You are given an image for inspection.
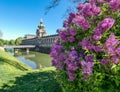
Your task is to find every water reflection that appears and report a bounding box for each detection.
[17,56,37,69]
[14,51,51,69]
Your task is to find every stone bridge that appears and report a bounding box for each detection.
[3,45,35,53]
[3,45,35,49]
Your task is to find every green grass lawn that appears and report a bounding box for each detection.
[0,50,61,92]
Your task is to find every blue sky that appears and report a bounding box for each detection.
[0,0,77,40]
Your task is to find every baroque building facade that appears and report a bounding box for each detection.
[21,19,58,53]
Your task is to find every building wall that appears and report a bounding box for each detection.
[21,34,59,53]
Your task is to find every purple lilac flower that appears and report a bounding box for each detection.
[78,42,82,46]
[52,59,63,69]
[81,60,94,75]
[93,28,102,35]
[110,0,120,11]
[104,0,111,2]
[58,29,77,42]
[69,13,76,20]
[79,51,84,57]
[81,38,94,51]
[58,29,67,42]
[93,46,103,52]
[67,13,76,26]
[104,33,119,56]
[92,17,115,41]
[68,36,75,42]
[63,20,68,27]
[50,50,59,58]
[59,53,67,61]
[92,35,101,41]
[77,3,84,10]
[71,47,75,50]
[105,33,119,47]
[50,40,67,70]
[65,49,80,74]
[98,17,115,31]
[67,62,78,71]
[110,56,119,64]
[106,47,116,56]
[50,43,64,58]
[52,59,56,66]
[54,39,60,45]
[63,13,76,27]
[73,15,90,30]
[88,0,104,3]
[92,28,102,41]
[67,71,76,81]
[69,50,79,60]
[85,55,94,62]
[57,62,64,69]
[101,58,109,65]
[69,29,77,36]
[91,3,101,16]
[66,49,80,63]
[79,3,101,17]
[96,0,104,3]
[81,4,92,17]
[115,47,120,55]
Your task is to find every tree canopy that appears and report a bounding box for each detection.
[45,0,87,15]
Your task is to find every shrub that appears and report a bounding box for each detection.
[51,0,120,91]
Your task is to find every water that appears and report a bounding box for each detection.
[9,51,52,69]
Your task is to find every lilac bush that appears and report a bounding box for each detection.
[50,0,120,91]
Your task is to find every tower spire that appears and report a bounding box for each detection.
[36,18,47,37]
[40,18,43,23]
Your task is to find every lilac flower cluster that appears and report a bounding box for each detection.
[81,38,93,51]
[73,14,91,30]
[65,49,80,81]
[104,0,120,11]
[81,60,94,75]
[80,38,103,52]
[77,3,101,17]
[101,58,109,65]
[104,33,120,64]
[92,17,115,41]
[50,1,120,82]
[80,55,94,80]
[50,39,66,69]
[63,13,76,28]
[58,29,77,42]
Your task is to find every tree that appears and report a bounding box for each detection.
[9,40,15,45]
[3,40,9,45]
[0,39,4,46]
[45,0,87,14]
[15,37,23,45]
[0,40,3,46]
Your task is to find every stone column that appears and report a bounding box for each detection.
[26,48,29,53]
[14,48,18,54]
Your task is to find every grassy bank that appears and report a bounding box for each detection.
[0,50,61,92]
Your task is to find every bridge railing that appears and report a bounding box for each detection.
[3,45,35,48]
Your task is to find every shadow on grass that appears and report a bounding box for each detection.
[0,71,62,92]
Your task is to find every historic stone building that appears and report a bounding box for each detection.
[21,19,58,53]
